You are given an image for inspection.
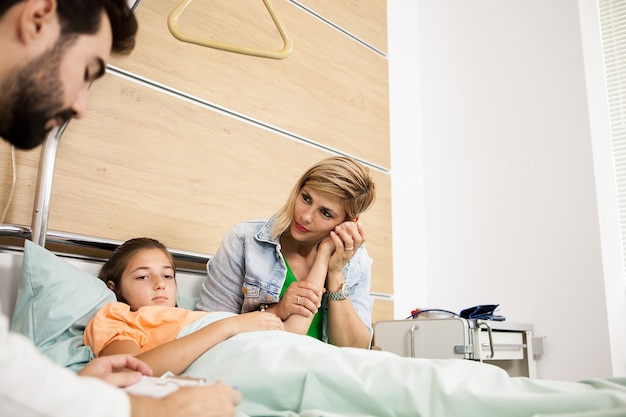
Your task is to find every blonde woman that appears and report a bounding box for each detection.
[197,156,376,348]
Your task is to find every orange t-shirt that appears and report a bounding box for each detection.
[84,302,208,356]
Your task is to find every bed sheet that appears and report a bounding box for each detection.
[178,327,626,417]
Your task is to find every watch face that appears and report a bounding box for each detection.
[342,283,350,298]
[328,283,349,300]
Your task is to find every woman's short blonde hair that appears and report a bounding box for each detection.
[271,156,376,240]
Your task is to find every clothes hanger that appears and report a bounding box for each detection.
[167,0,293,59]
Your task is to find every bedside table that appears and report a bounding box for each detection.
[373,318,537,378]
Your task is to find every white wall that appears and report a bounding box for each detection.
[388,0,626,381]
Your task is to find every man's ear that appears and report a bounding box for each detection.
[17,0,57,44]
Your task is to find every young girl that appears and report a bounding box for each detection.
[84,237,284,377]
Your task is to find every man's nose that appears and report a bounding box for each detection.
[70,84,89,119]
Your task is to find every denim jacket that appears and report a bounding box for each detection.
[197,216,374,342]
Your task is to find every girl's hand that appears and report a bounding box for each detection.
[318,236,336,257]
[227,311,284,334]
[270,281,324,321]
[328,221,366,273]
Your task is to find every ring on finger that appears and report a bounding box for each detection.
[297,296,301,305]
[345,246,354,251]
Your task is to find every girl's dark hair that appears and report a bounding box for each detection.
[1,0,138,54]
[99,237,176,303]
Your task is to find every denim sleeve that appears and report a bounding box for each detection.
[347,246,374,340]
[197,225,246,313]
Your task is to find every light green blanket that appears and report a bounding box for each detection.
[180,329,626,417]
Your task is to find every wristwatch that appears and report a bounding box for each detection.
[327,282,350,300]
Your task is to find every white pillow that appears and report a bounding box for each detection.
[10,240,115,371]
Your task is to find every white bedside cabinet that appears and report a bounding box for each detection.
[373,318,537,378]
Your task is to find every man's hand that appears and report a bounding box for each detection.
[78,354,153,388]
[129,382,242,417]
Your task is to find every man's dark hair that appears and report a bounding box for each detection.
[0,0,138,54]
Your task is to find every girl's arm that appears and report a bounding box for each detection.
[269,246,332,334]
[266,221,371,343]
[100,312,283,376]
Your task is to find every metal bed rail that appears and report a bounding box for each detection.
[0,224,211,265]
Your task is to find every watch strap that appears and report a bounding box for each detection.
[327,283,349,300]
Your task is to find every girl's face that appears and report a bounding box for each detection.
[290,186,347,244]
[114,248,177,311]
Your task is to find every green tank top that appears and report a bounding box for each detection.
[280,255,323,340]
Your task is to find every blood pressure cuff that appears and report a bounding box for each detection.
[459,304,502,320]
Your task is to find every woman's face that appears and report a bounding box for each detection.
[115,248,177,311]
[290,186,347,244]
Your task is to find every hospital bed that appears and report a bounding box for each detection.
[0,186,624,417]
[3,237,626,417]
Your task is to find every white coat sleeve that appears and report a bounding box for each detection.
[0,308,131,417]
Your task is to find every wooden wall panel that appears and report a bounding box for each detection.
[372,298,394,328]
[111,0,390,169]
[48,74,393,295]
[296,0,388,54]
[0,0,393,321]
[0,143,39,227]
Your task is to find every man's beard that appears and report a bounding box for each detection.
[0,37,75,150]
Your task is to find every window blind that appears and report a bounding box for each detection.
[599,0,626,277]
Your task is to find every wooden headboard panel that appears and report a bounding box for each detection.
[0,0,393,323]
